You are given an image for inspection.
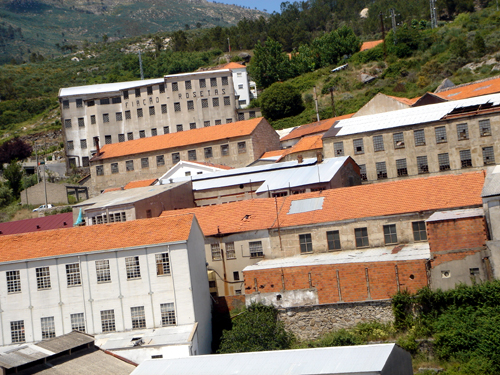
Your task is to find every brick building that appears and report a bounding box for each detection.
[89,117,279,194]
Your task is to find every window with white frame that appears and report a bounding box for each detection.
[101,310,116,332]
[225,242,236,259]
[95,260,111,283]
[11,320,25,343]
[299,233,313,253]
[211,243,222,261]
[41,317,55,339]
[66,263,81,286]
[249,241,264,258]
[125,256,141,279]
[156,253,171,276]
[7,270,21,293]
[71,313,85,332]
[36,267,51,290]
[131,306,146,329]
[161,303,176,326]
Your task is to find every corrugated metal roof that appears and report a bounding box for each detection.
[244,243,430,271]
[36,331,94,353]
[288,197,325,214]
[59,78,164,97]
[331,93,500,137]
[426,208,484,222]
[130,344,405,375]
[0,213,73,236]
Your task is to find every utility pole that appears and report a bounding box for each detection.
[390,9,397,45]
[313,86,320,122]
[379,13,387,59]
[430,0,438,29]
[139,51,144,80]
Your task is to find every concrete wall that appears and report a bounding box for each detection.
[20,182,69,206]
[484,195,500,241]
[352,93,410,118]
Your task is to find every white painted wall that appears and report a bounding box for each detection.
[232,68,251,108]
[110,342,192,364]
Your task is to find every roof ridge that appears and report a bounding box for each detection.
[437,75,500,93]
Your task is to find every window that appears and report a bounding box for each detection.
[91,115,96,124]
[118,134,125,143]
[127,132,134,141]
[135,88,141,97]
[82,157,90,167]
[438,153,451,171]
[76,99,83,108]
[223,96,231,106]
[156,253,170,275]
[417,156,429,174]
[201,99,208,108]
[213,97,219,107]
[66,263,81,286]
[116,112,122,121]
[101,310,116,332]
[210,77,217,87]
[156,155,165,166]
[123,90,129,99]
[151,128,157,136]
[126,160,134,171]
[112,97,121,104]
[147,86,153,95]
[11,321,25,343]
[139,130,146,138]
[164,126,170,134]
[238,142,246,154]
[396,158,408,176]
[483,146,495,165]
[103,113,109,123]
[125,256,141,279]
[41,317,55,339]
[383,224,398,245]
[161,303,176,326]
[249,241,264,258]
[185,171,191,176]
[334,142,344,156]
[67,141,74,150]
[221,144,229,156]
[188,150,197,161]
[393,132,405,148]
[414,129,426,146]
[187,100,194,110]
[131,306,146,329]
[457,123,469,140]
[412,221,427,241]
[172,152,180,164]
[80,139,87,149]
[204,147,213,158]
[96,166,104,178]
[125,110,131,120]
[327,231,341,251]
[249,111,255,118]
[359,164,367,181]
[174,102,181,112]
[355,228,369,248]
[215,119,222,125]
[172,82,178,91]
[353,138,364,154]
[222,76,228,85]
[141,158,149,169]
[435,126,447,143]
[176,124,183,132]
[299,234,313,253]
[211,243,222,260]
[64,119,72,128]
[185,80,192,90]
[100,98,110,105]
[479,119,491,136]
[149,106,155,116]
[190,122,196,129]
[373,135,384,152]
[36,267,51,290]
[111,163,119,174]
[62,100,69,109]
[460,149,472,168]
[78,117,85,127]
[225,242,236,259]
[238,113,245,121]
[137,108,143,118]
[7,270,21,293]
[71,313,85,332]
[159,84,165,93]
[376,161,387,179]
[161,104,167,114]
[96,260,111,283]
[238,84,244,90]
[226,118,233,123]
[87,100,95,107]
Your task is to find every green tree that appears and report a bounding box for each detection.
[218,303,293,353]
[311,26,361,68]
[474,33,486,55]
[171,30,188,52]
[3,161,23,198]
[0,181,12,208]
[248,37,292,89]
[258,81,305,121]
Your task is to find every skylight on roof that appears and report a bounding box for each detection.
[288,197,324,215]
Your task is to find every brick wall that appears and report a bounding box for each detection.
[427,216,487,253]
[251,120,281,159]
[214,295,246,314]
[244,259,428,304]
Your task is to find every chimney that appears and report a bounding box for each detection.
[94,136,100,155]
[297,155,303,164]
[316,151,323,163]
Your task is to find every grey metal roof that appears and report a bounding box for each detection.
[244,243,430,272]
[164,69,229,78]
[482,165,500,197]
[426,208,484,222]
[328,93,500,137]
[130,344,406,375]
[36,331,94,353]
[288,197,325,214]
[59,78,164,97]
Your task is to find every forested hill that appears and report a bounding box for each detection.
[0,0,266,64]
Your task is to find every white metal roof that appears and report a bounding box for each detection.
[334,93,500,136]
[426,208,484,222]
[130,344,409,375]
[288,197,325,214]
[164,69,230,78]
[59,78,165,97]
[244,242,430,272]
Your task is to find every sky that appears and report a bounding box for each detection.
[222,0,283,14]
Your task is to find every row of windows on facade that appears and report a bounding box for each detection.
[95,142,247,176]
[298,221,428,253]
[356,147,495,181]
[333,120,493,157]
[209,240,264,261]
[4,254,171,294]
[61,77,234,109]
[9,302,176,344]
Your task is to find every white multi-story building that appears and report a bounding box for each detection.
[0,214,212,363]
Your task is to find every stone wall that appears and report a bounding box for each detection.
[278,300,394,341]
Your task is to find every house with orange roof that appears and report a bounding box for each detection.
[360,40,384,52]
[259,134,324,163]
[160,172,487,300]
[89,117,280,195]
[434,75,500,101]
[0,215,212,363]
[221,62,253,107]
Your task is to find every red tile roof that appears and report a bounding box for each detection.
[189,161,233,170]
[92,117,267,161]
[360,40,384,51]
[222,62,246,69]
[161,172,484,236]
[280,114,354,142]
[262,135,323,161]
[387,95,419,106]
[0,215,195,263]
[0,213,73,236]
[102,187,123,193]
[434,75,500,101]
[124,179,158,189]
